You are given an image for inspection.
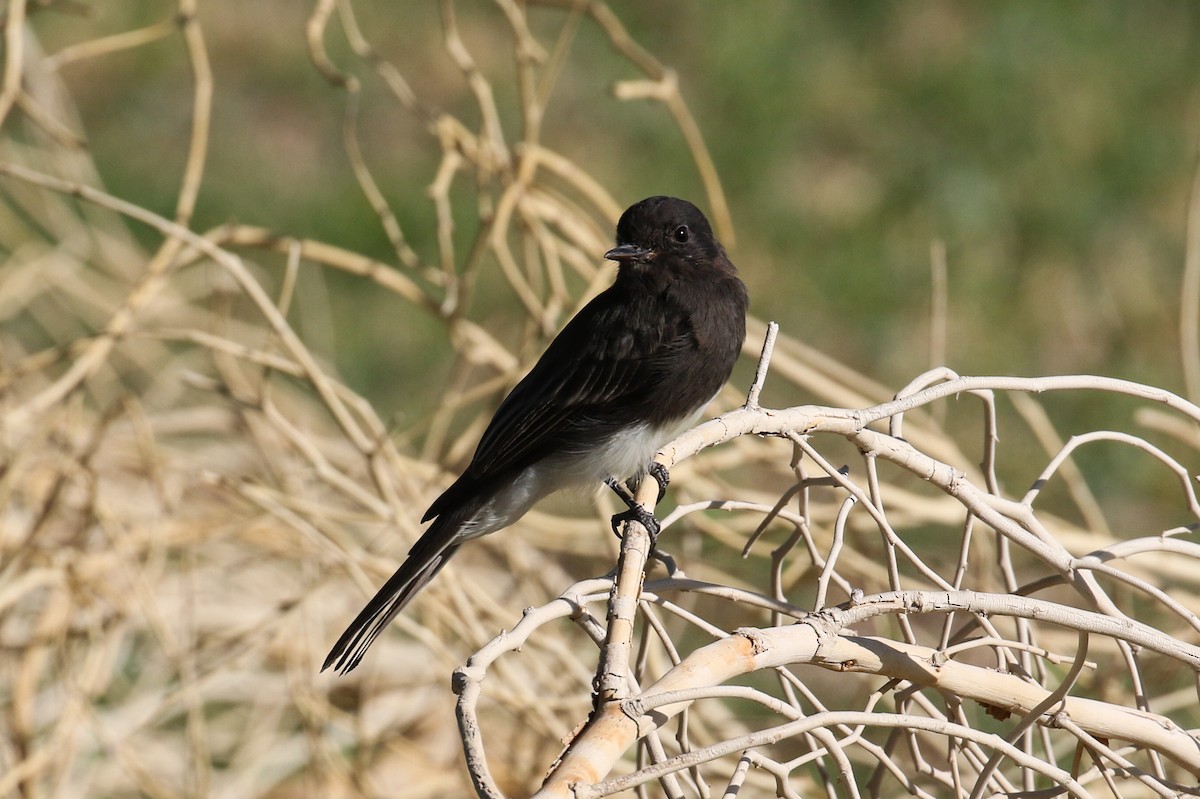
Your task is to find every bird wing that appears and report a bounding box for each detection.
[423,287,690,522]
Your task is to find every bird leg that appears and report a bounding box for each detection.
[622,461,670,503]
[604,475,661,542]
[647,461,669,503]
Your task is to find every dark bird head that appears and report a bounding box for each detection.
[605,196,725,270]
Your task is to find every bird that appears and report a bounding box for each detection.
[323,195,748,674]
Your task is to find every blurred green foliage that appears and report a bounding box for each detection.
[27,0,1200,528]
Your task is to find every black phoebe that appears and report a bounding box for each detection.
[323,196,748,673]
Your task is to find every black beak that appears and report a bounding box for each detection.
[604,243,654,263]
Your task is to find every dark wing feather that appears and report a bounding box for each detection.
[423,284,688,522]
[331,308,673,671]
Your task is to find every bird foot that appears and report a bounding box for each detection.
[647,461,670,503]
[622,462,670,503]
[604,475,662,544]
[609,505,661,541]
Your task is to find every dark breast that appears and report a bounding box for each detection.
[600,268,748,430]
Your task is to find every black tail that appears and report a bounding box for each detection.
[322,516,463,674]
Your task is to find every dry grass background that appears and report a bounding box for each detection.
[2,2,1200,798]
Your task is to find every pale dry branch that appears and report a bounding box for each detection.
[1183,150,1200,403]
[532,617,1200,797]
[475,363,1200,795]
[0,0,26,127]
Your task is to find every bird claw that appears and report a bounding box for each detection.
[624,462,670,504]
[647,462,669,503]
[609,506,661,543]
[604,474,662,545]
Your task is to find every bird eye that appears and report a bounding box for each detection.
[673,225,689,243]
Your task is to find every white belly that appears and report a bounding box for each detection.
[456,411,702,542]
[555,405,704,481]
